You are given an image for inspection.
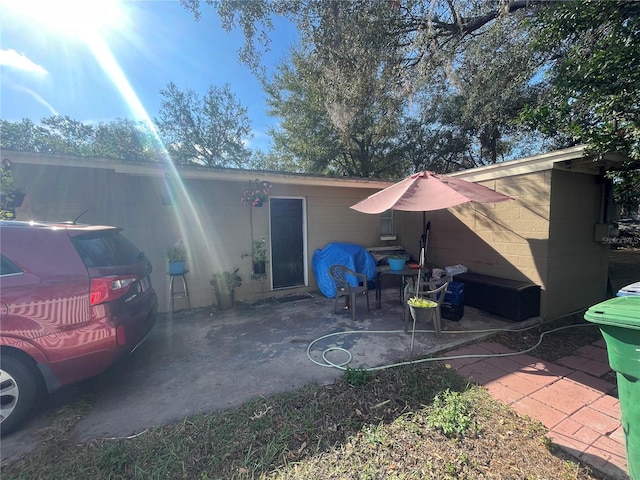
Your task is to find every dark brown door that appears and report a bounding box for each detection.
[270,198,305,288]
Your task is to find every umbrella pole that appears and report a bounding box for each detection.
[416,249,424,295]
[416,221,430,299]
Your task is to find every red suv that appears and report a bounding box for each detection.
[0,221,157,435]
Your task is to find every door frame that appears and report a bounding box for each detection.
[268,196,308,289]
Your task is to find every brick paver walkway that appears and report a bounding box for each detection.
[444,339,629,479]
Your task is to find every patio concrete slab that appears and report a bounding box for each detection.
[0,288,540,464]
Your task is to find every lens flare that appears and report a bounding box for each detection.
[1,0,228,273]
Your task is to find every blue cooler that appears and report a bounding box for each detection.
[444,282,465,305]
[617,282,640,297]
[442,281,464,321]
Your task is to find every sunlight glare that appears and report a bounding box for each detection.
[2,0,125,38]
[2,0,223,275]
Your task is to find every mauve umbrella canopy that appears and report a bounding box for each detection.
[350,171,513,214]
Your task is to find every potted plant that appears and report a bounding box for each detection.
[211,268,242,310]
[407,296,438,322]
[241,179,271,207]
[1,160,25,219]
[242,239,268,275]
[165,240,187,274]
[388,253,408,271]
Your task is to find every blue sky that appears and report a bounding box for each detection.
[0,0,297,151]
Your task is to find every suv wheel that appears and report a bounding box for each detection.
[0,355,38,436]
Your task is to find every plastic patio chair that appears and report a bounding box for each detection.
[329,264,370,321]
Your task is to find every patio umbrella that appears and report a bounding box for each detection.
[350,171,513,294]
[350,171,512,214]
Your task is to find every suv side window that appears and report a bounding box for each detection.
[1,254,23,276]
[72,231,142,267]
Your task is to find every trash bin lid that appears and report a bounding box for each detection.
[617,281,640,297]
[584,296,640,330]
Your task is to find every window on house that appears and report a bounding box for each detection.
[380,209,396,240]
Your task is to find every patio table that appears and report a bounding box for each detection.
[375,265,421,309]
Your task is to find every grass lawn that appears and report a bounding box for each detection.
[2,336,607,480]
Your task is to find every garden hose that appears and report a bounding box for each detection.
[306,320,596,372]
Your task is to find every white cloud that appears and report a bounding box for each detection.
[0,49,48,76]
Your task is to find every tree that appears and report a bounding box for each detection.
[155,82,253,168]
[180,0,546,77]
[1,116,163,162]
[92,119,164,163]
[264,47,341,174]
[523,0,640,211]
[421,12,548,165]
[185,0,639,214]
[38,116,95,155]
[1,118,49,153]
[1,116,94,156]
[264,2,546,174]
[182,0,549,174]
[266,40,412,177]
[260,0,417,178]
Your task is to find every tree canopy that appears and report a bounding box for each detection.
[203,0,549,175]
[0,116,164,162]
[264,15,411,178]
[155,82,253,167]
[2,1,638,212]
[522,0,640,213]
[1,82,254,169]
[181,0,639,210]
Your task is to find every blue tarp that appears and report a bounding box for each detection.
[312,242,377,298]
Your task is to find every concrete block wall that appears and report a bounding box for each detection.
[395,169,608,320]
[398,171,551,283]
[5,150,611,319]
[545,170,609,318]
[6,154,383,311]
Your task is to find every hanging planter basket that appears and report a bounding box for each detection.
[241,179,271,207]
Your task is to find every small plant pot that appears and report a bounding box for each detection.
[215,291,235,310]
[253,261,266,275]
[168,261,186,275]
[409,304,436,323]
[388,257,407,271]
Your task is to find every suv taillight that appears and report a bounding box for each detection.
[90,276,137,305]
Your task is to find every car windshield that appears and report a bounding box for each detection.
[71,230,142,267]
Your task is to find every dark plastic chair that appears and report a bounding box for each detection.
[329,264,370,321]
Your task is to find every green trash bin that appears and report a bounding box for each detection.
[585,295,640,480]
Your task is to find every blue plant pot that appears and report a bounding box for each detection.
[388,257,406,271]
[168,261,186,275]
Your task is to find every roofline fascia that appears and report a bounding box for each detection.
[448,145,588,182]
[1,151,391,189]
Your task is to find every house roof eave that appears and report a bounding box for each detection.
[450,145,629,182]
[449,146,588,182]
[1,150,392,189]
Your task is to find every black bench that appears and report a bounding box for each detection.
[454,272,541,322]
